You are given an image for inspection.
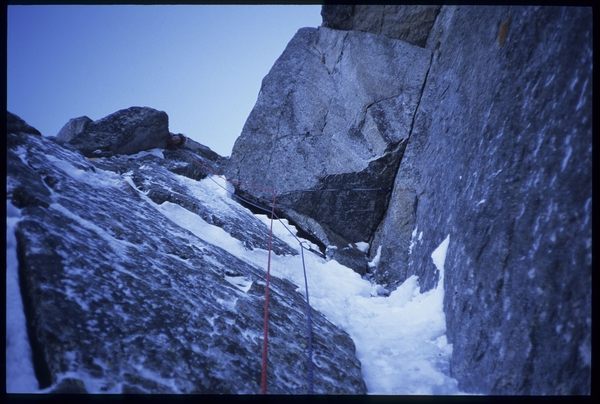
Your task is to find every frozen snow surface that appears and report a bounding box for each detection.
[155,175,462,395]
[5,201,38,393]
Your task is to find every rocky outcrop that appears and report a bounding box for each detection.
[7,111,42,136]
[369,6,591,394]
[54,107,170,157]
[321,5,441,47]
[55,116,93,143]
[226,26,431,270]
[182,137,228,168]
[6,114,366,394]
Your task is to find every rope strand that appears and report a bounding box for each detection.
[300,244,314,394]
[201,171,354,394]
[260,192,276,394]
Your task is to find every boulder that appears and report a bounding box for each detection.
[321,5,442,48]
[54,107,170,157]
[182,136,227,166]
[7,129,366,394]
[226,27,431,272]
[370,5,591,394]
[171,135,229,179]
[7,111,42,136]
[55,116,92,143]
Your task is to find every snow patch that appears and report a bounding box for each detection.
[126,148,164,160]
[431,235,450,289]
[409,226,418,255]
[224,275,253,293]
[354,241,369,253]
[368,246,382,269]
[45,154,122,187]
[6,201,39,393]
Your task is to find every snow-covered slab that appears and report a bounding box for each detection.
[6,132,365,394]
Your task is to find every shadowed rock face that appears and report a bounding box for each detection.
[321,5,441,47]
[7,111,42,136]
[55,107,171,157]
[6,115,366,394]
[370,6,591,394]
[226,26,431,270]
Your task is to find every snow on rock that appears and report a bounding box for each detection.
[354,242,369,253]
[5,201,38,393]
[367,246,382,269]
[6,127,365,394]
[431,235,450,289]
[7,112,460,395]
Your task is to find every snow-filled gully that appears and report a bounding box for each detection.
[6,169,462,394]
[154,175,462,394]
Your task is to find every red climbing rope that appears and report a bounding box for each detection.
[197,162,369,393]
[260,192,276,394]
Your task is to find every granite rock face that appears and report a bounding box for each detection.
[6,114,366,394]
[226,26,431,267]
[55,116,93,143]
[54,107,170,157]
[369,6,592,394]
[321,5,441,47]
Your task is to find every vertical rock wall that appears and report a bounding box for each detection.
[227,4,591,394]
[370,5,592,394]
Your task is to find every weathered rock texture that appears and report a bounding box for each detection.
[321,5,441,47]
[226,26,431,267]
[369,5,591,394]
[55,107,171,157]
[229,3,591,395]
[6,114,366,394]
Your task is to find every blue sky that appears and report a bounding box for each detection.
[7,5,322,156]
